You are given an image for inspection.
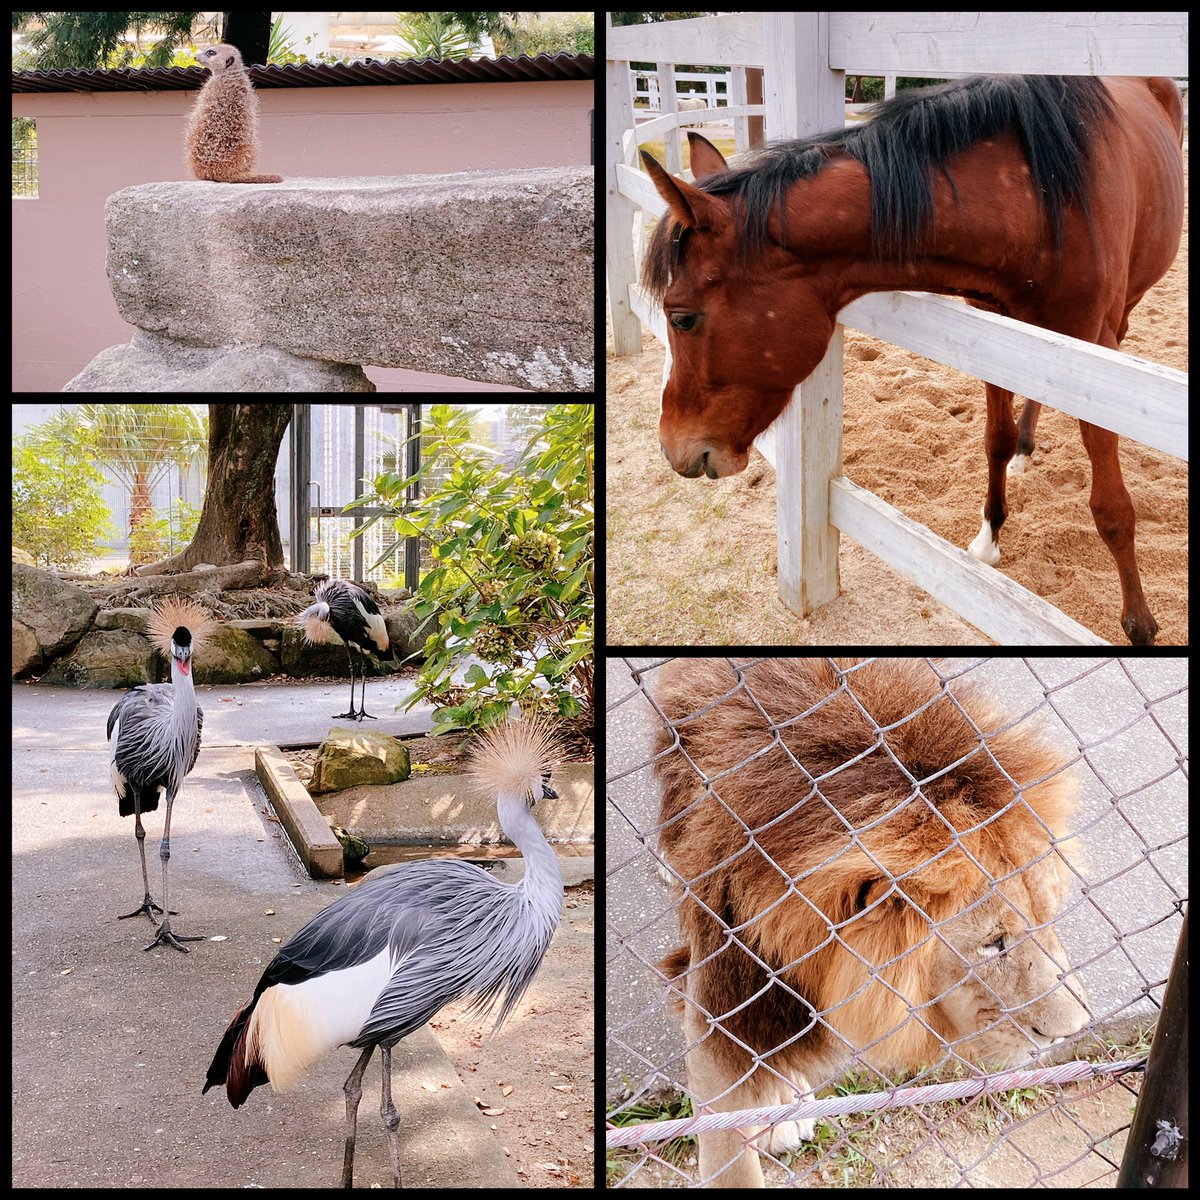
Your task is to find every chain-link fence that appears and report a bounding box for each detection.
[607,657,1187,1187]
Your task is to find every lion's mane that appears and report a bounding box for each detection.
[654,657,1083,1083]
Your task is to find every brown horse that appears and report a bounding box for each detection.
[641,76,1184,644]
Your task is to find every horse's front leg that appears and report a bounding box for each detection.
[1008,399,1042,475]
[967,383,1018,566]
[1077,421,1158,644]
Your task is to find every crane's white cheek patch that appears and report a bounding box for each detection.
[250,948,393,1092]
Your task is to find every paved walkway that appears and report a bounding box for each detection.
[12,676,556,1188]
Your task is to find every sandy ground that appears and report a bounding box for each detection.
[606,149,1188,646]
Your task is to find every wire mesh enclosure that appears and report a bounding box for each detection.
[606,657,1187,1187]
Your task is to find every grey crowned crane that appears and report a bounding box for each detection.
[204,719,564,1188]
[298,579,396,721]
[107,596,214,953]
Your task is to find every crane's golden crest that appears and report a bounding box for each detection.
[468,718,561,801]
[146,596,216,655]
[299,610,343,646]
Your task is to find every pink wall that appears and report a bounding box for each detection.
[12,79,594,392]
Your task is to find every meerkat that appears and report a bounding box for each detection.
[185,44,282,184]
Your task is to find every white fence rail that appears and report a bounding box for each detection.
[633,68,732,114]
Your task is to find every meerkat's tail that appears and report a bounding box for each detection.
[226,173,283,184]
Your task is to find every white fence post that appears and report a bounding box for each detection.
[659,63,684,175]
[605,12,643,355]
[764,12,845,616]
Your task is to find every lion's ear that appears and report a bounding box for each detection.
[855,878,891,913]
[854,878,902,912]
[856,877,935,918]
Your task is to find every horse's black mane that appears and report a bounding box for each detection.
[642,75,1113,298]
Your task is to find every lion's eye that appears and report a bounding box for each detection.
[982,934,1007,955]
[669,312,701,332]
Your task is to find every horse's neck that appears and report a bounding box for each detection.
[780,145,1046,314]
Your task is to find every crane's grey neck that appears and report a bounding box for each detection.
[497,790,563,921]
[167,644,199,791]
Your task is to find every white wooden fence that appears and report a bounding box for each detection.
[605,11,1189,645]
[633,68,732,115]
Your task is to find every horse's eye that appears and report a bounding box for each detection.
[670,312,701,332]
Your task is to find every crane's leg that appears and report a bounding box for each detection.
[118,794,170,921]
[341,1045,374,1188]
[357,645,378,721]
[379,1046,403,1187]
[144,791,204,953]
[333,642,359,720]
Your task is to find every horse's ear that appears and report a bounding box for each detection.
[686,132,728,181]
[640,149,726,231]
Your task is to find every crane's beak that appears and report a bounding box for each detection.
[540,782,558,800]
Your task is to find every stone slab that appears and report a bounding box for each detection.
[104,170,595,392]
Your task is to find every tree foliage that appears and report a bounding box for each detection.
[12,410,112,568]
[352,404,594,738]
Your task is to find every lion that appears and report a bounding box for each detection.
[653,658,1090,1188]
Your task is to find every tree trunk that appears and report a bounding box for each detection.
[138,404,292,577]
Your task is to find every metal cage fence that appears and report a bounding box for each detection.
[606,656,1188,1188]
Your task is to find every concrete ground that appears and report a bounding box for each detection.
[12,674,586,1188]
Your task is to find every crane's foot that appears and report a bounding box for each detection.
[143,922,205,953]
[118,894,175,921]
[332,709,360,720]
[356,710,377,721]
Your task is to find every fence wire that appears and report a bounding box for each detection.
[606,656,1187,1188]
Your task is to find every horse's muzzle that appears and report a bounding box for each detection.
[661,440,748,479]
